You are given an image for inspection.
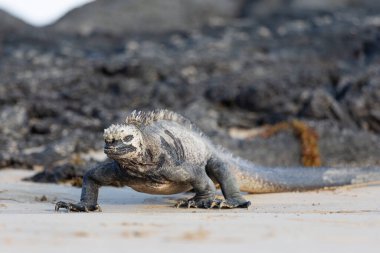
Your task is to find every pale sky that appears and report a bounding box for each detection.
[0,0,94,26]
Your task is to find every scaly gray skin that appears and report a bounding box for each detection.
[55,109,380,212]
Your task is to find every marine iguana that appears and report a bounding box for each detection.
[55,109,380,212]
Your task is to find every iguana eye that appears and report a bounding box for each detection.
[122,135,134,143]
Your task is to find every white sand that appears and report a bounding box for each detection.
[0,169,379,253]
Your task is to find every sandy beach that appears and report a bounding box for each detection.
[1,169,379,253]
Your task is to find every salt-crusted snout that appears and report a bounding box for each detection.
[103,123,145,160]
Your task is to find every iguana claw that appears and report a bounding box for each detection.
[175,198,222,209]
[55,201,102,212]
[217,199,251,209]
[175,198,251,209]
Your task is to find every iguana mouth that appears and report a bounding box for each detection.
[104,144,136,155]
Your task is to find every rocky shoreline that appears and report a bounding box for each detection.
[0,0,379,184]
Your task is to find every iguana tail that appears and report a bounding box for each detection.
[230,158,380,193]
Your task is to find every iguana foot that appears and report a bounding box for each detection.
[217,199,251,209]
[175,198,221,209]
[55,201,102,212]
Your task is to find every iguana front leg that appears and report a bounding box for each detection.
[206,157,251,208]
[55,161,124,212]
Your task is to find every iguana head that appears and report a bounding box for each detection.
[103,124,144,161]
